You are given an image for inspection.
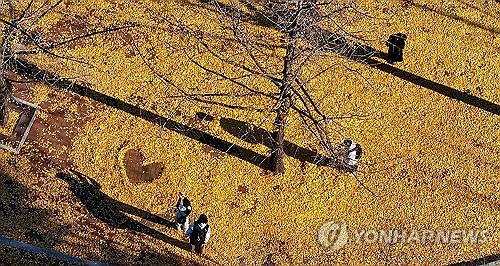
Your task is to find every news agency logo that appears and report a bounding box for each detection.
[318,221,490,254]
[317,221,348,254]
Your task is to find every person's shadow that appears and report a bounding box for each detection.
[56,170,190,251]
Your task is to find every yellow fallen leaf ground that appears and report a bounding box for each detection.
[0,0,499,265]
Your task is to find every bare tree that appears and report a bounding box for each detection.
[2,0,374,176]
[0,0,134,125]
[156,0,376,174]
[0,0,15,126]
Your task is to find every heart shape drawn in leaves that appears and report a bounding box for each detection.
[123,149,164,183]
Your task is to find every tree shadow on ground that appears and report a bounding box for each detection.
[195,0,378,60]
[12,59,337,171]
[402,0,500,35]
[196,0,500,116]
[55,170,190,251]
[219,116,329,166]
[0,243,82,266]
[364,57,500,115]
[0,165,75,263]
[0,171,66,249]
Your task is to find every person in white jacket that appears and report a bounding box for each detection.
[185,214,211,254]
[338,139,362,172]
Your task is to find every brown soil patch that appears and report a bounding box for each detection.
[5,71,98,173]
[123,149,164,183]
[25,96,94,171]
[237,185,249,193]
[44,14,97,49]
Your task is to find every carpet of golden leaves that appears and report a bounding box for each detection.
[1,0,499,265]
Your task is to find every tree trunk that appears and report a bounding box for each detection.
[269,36,296,174]
[269,94,292,174]
[0,77,8,128]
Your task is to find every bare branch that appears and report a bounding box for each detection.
[47,24,137,50]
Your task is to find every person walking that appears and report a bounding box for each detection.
[185,214,211,254]
[334,139,362,172]
[174,192,192,232]
[386,33,407,64]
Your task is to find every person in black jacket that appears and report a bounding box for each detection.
[185,214,211,254]
[386,33,407,64]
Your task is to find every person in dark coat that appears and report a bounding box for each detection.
[185,214,211,254]
[386,33,407,64]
